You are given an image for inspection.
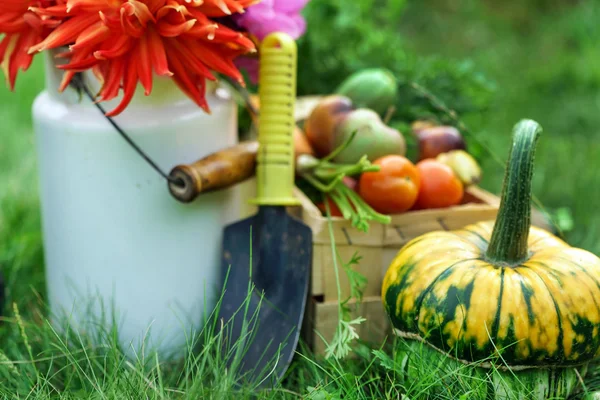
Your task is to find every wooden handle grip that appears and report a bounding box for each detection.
[168,141,259,203]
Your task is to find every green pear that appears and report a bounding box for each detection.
[333,108,406,164]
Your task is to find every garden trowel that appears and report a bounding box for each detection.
[217,33,312,388]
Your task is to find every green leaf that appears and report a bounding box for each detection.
[342,252,367,303]
[372,349,395,371]
[306,387,333,400]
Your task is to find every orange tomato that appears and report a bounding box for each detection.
[413,159,464,209]
[358,155,420,214]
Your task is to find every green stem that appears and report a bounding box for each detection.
[313,160,379,180]
[301,173,342,193]
[485,119,542,266]
[321,130,358,163]
[344,188,391,225]
[295,154,320,174]
[296,154,379,180]
[328,189,354,220]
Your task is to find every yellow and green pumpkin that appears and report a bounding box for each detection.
[382,120,600,398]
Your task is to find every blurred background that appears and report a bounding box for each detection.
[294,0,600,254]
[1,0,599,298]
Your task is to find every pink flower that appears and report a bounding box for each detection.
[236,0,310,41]
[234,0,309,83]
[235,55,260,84]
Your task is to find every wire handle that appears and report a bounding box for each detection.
[70,73,184,188]
[250,33,300,206]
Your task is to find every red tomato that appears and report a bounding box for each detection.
[413,159,464,209]
[358,155,420,214]
[317,197,343,217]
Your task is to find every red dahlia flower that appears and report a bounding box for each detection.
[0,0,62,90]
[28,0,258,116]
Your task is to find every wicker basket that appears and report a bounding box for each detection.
[294,185,553,355]
[288,96,553,355]
[238,96,555,355]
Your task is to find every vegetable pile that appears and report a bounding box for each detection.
[294,68,483,230]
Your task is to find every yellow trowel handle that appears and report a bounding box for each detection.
[250,33,300,206]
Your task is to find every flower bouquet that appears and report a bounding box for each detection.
[0,0,309,357]
[1,0,309,114]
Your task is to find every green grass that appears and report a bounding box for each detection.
[2,1,600,398]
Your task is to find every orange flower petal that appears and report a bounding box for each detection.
[123,0,156,27]
[0,37,10,71]
[29,13,100,54]
[156,1,192,21]
[147,26,172,77]
[144,0,165,15]
[164,38,215,81]
[105,56,138,117]
[93,34,134,60]
[185,39,242,83]
[57,52,98,92]
[136,37,153,95]
[119,7,144,38]
[195,0,248,17]
[66,0,114,14]
[69,21,111,51]
[157,19,196,38]
[0,15,29,34]
[99,59,125,101]
[57,55,98,71]
[98,10,122,31]
[0,35,19,90]
[28,5,70,18]
[167,46,210,113]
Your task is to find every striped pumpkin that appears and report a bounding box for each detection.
[382,120,600,398]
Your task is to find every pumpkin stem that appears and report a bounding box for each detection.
[485,119,542,266]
